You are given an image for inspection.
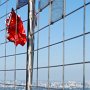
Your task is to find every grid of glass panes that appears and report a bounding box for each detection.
[0,0,90,90]
[32,0,90,90]
[0,0,27,90]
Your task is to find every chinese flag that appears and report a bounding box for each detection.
[6,8,27,46]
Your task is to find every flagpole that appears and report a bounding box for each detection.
[26,0,35,90]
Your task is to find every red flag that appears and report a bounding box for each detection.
[6,8,27,46]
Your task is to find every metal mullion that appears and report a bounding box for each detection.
[36,0,40,87]
[4,0,8,89]
[1,61,90,72]
[32,61,90,70]
[0,69,26,72]
[14,28,17,89]
[83,0,86,90]
[62,0,66,90]
[48,0,52,89]
[14,2,18,90]
[0,0,9,7]
[0,52,26,59]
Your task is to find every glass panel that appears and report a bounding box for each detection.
[0,71,4,83]
[7,0,16,13]
[65,8,83,39]
[6,71,14,84]
[16,54,26,69]
[0,3,7,17]
[6,42,15,55]
[39,27,48,48]
[50,20,63,45]
[86,0,90,3]
[65,65,83,90]
[33,51,37,68]
[0,44,5,57]
[0,58,4,70]
[51,0,63,23]
[38,68,48,87]
[39,7,49,29]
[38,48,48,67]
[6,56,15,70]
[16,70,26,85]
[65,37,83,64]
[0,30,5,44]
[50,67,62,89]
[39,0,49,10]
[86,5,90,32]
[66,0,83,14]
[34,33,37,50]
[32,69,37,86]
[86,34,90,62]
[16,43,27,54]
[85,63,90,89]
[50,44,63,66]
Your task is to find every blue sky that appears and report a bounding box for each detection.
[0,0,90,86]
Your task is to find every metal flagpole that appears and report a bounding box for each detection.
[26,0,35,90]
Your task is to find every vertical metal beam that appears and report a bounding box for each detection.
[4,0,7,90]
[26,0,35,90]
[4,0,8,89]
[83,0,86,90]
[62,0,66,90]
[48,0,52,90]
[36,0,40,87]
[14,3,18,90]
